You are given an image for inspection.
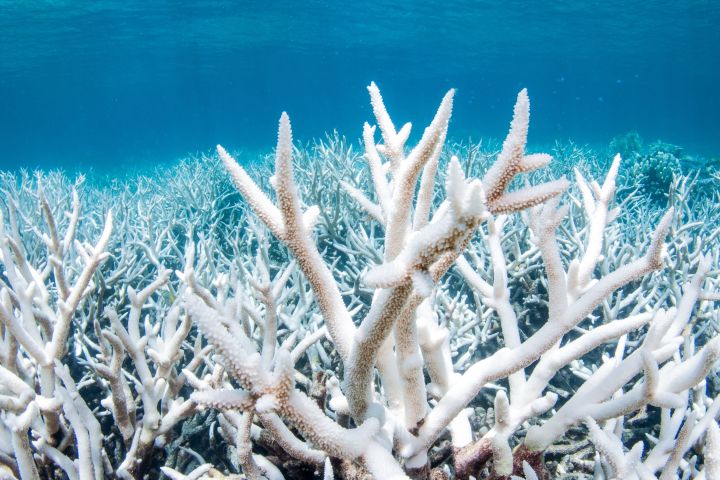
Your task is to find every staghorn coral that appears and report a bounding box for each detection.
[185,84,719,479]
[0,84,719,480]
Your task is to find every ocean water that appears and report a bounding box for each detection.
[1,0,719,172]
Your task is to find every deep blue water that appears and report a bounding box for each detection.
[1,1,719,172]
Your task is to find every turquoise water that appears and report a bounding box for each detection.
[1,1,719,171]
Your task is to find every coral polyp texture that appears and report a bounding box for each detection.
[1,83,719,480]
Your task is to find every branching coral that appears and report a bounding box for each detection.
[185,84,719,479]
[0,84,719,480]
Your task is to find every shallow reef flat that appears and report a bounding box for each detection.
[1,85,719,480]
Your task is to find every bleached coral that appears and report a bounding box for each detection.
[186,84,719,479]
[0,83,718,480]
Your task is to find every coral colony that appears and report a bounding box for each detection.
[1,83,719,480]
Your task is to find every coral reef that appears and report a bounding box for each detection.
[0,84,719,480]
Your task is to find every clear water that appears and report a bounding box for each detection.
[1,0,719,171]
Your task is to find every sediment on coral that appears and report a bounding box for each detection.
[0,84,719,480]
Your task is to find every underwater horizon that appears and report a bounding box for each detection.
[1,0,720,172]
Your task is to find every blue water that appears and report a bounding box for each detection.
[1,1,719,171]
